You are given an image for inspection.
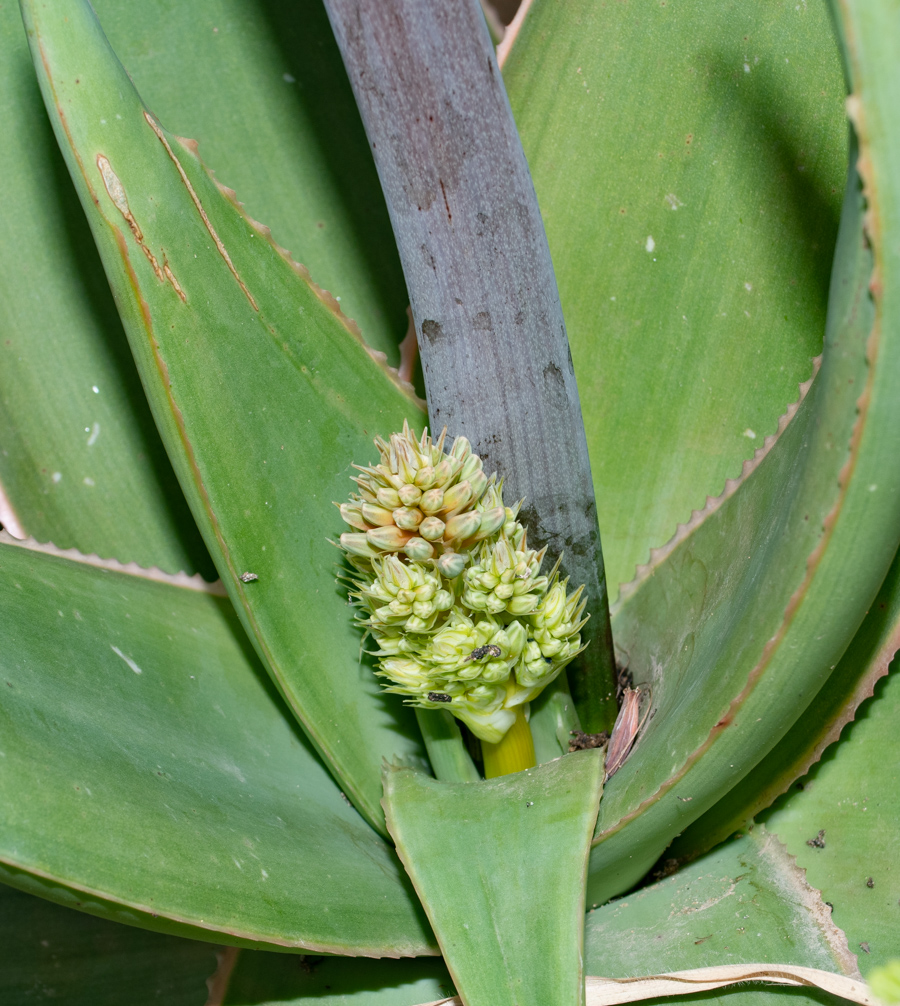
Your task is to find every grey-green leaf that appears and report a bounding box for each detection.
[504,0,848,597]
[21,0,427,833]
[586,827,860,1003]
[584,0,900,905]
[761,666,900,973]
[384,752,603,1006]
[0,4,213,576]
[0,538,434,955]
[0,882,217,1006]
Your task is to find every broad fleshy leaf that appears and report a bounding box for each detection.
[0,882,216,1006]
[671,543,900,860]
[21,0,427,832]
[0,538,434,955]
[0,5,213,575]
[586,828,859,980]
[503,0,848,596]
[384,752,603,1006]
[91,0,409,361]
[580,0,900,906]
[223,952,454,1006]
[761,666,900,973]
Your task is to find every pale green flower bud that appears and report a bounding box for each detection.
[361,502,395,527]
[339,502,367,531]
[470,505,506,542]
[436,550,468,578]
[442,479,473,515]
[459,453,483,481]
[376,486,402,509]
[403,537,434,561]
[393,506,424,530]
[418,516,446,541]
[414,465,436,488]
[450,436,472,462]
[398,484,422,506]
[419,488,445,514]
[340,532,379,558]
[445,511,482,541]
[433,457,458,487]
[366,526,411,551]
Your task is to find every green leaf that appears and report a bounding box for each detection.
[585,827,860,1004]
[223,952,454,1006]
[504,0,848,597]
[21,0,427,833]
[761,666,900,974]
[0,5,213,576]
[383,752,603,1006]
[90,0,408,361]
[0,538,434,955]
[582,0,900,904]
[671,543,900,860]
[0,882,216,1006]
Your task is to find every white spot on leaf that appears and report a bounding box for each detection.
[645,235,656,253]
[111,645,143,675]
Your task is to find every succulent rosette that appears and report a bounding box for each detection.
[336,423,587,745]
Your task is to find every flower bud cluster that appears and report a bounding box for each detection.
[336,423,587,745]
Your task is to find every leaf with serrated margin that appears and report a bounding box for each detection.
[21,0,427,834]
[0,4,213,575]
[585,5,900,903]
[503,0,847,597]
[761,666,900,973]
[670,543,900,861]
[0,539,434,955]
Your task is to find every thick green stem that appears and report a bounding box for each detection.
[482,706,536,778]
[416,708,480,782]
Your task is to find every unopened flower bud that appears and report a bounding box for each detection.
[437,551,468,578]
[445,511,481,541]
[339,502,367,531]
[419,488,445,514]
[393,507,424,530]
[403,537,434,561]
[361,502,396,527]
[340,532,379,558]
[398,484,423,506]
[418,516,446,541]
[366,526,411,551]
[376,487,402,509]
[442,480,473,515]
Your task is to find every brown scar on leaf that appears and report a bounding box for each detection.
[143,111,258,311]
[96,153,185,301]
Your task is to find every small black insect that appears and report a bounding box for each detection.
[466,644,501,661]
[427,691,452,703]
[866,877,875,888]
[806,829,826,849]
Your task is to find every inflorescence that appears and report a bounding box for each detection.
[336,422,587,744]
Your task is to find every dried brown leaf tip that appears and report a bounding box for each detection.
[605,686,650,778]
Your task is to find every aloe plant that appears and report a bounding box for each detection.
[1,1,899,1005]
